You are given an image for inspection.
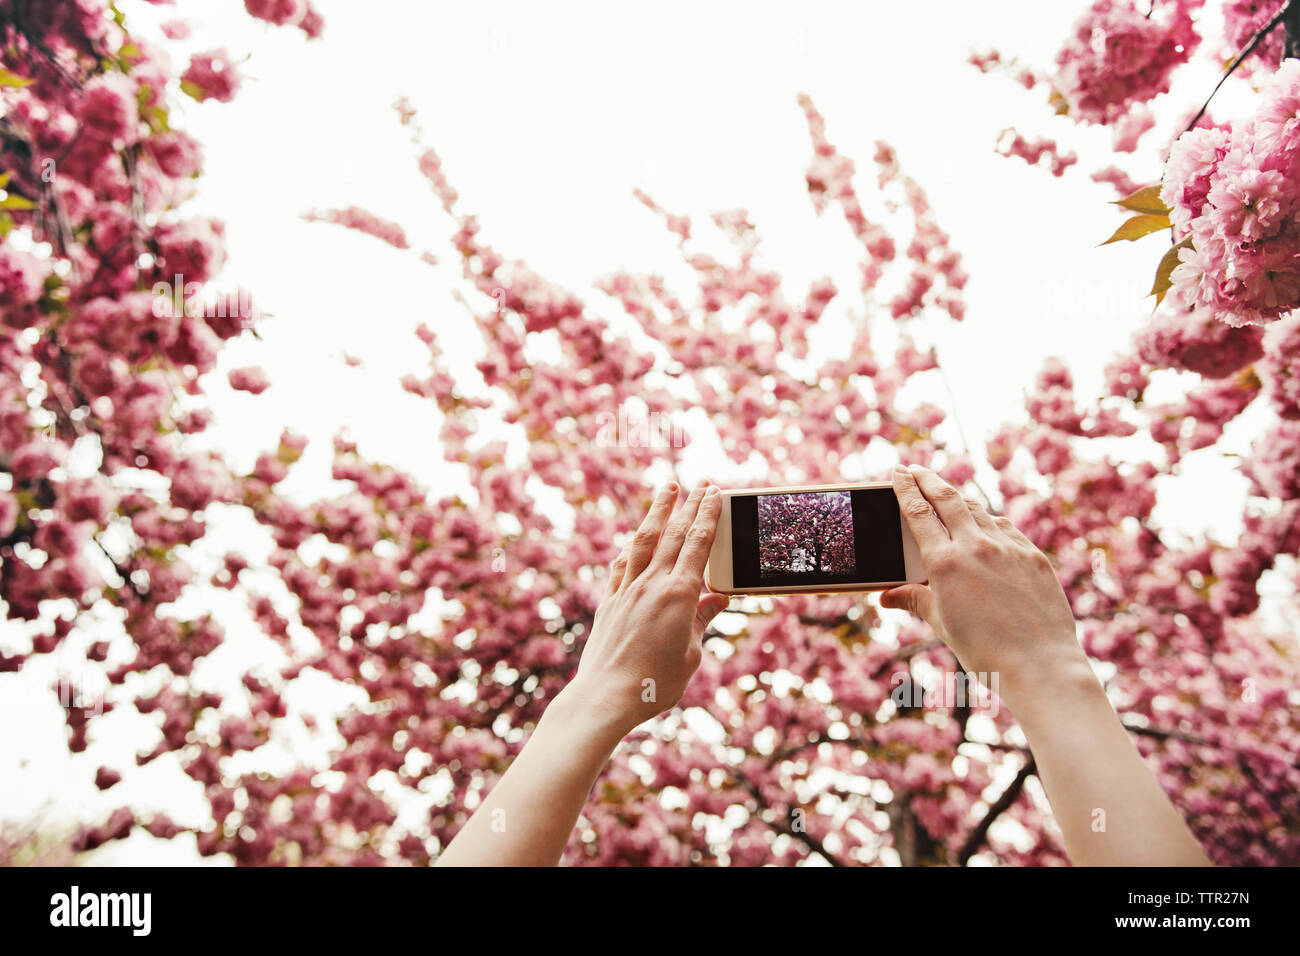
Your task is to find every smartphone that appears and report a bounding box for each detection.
[705,481,926,595]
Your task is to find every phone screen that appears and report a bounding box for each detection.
[730,487,906,589]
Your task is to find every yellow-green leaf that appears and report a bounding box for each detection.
[1101,213,1171,245]
[0,67,33,87]
[1113,184,1169,215]
[1150,237,1193,305]
[180,79,205,102]
[0,194,36,211]
[0,171,10,189]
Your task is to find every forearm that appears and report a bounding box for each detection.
[434,689,626,866]
[1002,650,1211,867]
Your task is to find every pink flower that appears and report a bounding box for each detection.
[156,217,227,284]
[1112,106,1155,153]
[1135,293,1264,377]
[1254,58,1300,152]
[302,206,410,249]
[1261,312,1300,417]
[229,365,271,394]
[298,4,325,39]
[160,19,191,41]
[1220,0,1287,80]
[0,248,52,327]
[10,443,61,481]
[169,455,234,512]
[76,72,140,151]
[1162,127,1230,233]
[181,49,241,103]
[1053,0,1201,126]
[1160,60,1300,325]
[244,0,306,26]
[60,477,116,524]
[1206,152,1286,242]
[0,491,18,539]
[148,130,204,179]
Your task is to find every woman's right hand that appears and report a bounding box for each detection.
[880,464,1086,702]
[880,464,1211,866]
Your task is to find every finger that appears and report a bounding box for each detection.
[879,583,935,622]
[674,483,723,580]
[963,495,999,536]
[692,590,731,642]
[604,544,631,598]
[909,465,979,540]
[625,482,678,579]
[650,481,709,573]
[994,514,1034,547]
[893,465,949,560]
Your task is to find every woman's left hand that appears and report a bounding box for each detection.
[562,480,730,736]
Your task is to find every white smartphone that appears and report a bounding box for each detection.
[705,480,926,595]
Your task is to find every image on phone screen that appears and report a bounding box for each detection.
[758,491,856,579]
[731,487,905,589]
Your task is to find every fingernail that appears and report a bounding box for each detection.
[664,482,678,495]
[706,484,720,497]
[893,464,908,475]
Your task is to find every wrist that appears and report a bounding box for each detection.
[995,639,1101,720]
[548,681,637,750]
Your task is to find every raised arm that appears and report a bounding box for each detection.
[881,464,1211,867]
[435,481,728,866]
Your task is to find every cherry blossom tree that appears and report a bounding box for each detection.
[758,492,855,576]
[1,0,1297,868]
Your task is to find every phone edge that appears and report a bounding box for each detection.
[705,480,924,596]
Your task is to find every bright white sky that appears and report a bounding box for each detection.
[0,0,1280,864]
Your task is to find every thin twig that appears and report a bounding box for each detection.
[1185,0,1294,133]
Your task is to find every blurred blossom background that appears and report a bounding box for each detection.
[1,0,1297,866]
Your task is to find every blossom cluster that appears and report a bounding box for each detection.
[1220,0,1288,79]
[1053,0,1203,126]
[1162,59,1300,326]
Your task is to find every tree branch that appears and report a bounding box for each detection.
[956,755,1036,865]
[738,777,847,866]
[1186,0,1294,133]
[1287,0,1300,59]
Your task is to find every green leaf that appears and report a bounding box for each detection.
[0,194,36,211]
[1101,213,1171,245]
[180,79,205,102]
[0,171,10,189]
[0,67,33,87]
[1113,184,1170,216]
[0,212,13,239]
[1150,237,1193,305]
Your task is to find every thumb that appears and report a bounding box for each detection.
[693,591,731,639]
[880,583,934,622]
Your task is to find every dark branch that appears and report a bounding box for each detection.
[957,755,1036,865]
[1186,0,1294,133]
[1287,0,1300,59]
[738,777,847,867]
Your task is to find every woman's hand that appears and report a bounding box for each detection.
[436,479,729,865]
[880,464,1210,866]
[562,480,730,736]
[880,463,1084,698]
